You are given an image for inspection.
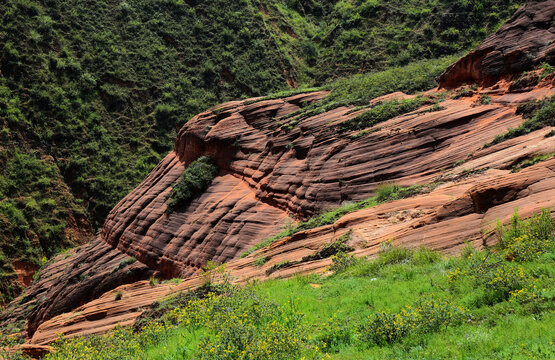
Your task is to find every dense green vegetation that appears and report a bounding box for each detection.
[0,0,290,228]
[166,156,218,213]
[0,149,87,305]
[261,0,525,82]
[3,209,548,359]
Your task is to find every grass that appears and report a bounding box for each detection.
[240,183,437,258]
[37,208,554,360]
[511,153,555,173]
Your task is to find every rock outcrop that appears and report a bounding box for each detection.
[1,0,554,349]
[439,0,555,88]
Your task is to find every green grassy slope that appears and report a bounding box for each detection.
[4,209,549,359]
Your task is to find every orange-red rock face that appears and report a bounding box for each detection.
[439,0,555,88]
[1,0,554,347]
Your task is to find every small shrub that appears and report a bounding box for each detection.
[498,208,554,261]
[509,72,539,91]
[315,313,353,352]
[329,251,355,273]
[358,295,465,346]
[254,257,268,267]
[166,156,218,213]
[452,86,475,99]
[266,260,293,276]
[478,264,530,304]
[375,184,401,202]
[111,256,137,273]
[540,62,554,79]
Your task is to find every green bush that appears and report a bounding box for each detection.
[358,295,466,346]
[314,313,353,352]
[166,156,218,213]
[329,251,356,273]
[498,208,554,261]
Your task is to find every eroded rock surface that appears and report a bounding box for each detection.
[439,0,555,88]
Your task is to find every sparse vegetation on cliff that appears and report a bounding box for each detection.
[485,95,555,148]
[241,182,437,258]
[166,156,218,213]
[36,209,553,360]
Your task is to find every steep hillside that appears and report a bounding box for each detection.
[262,0,528,82]
[0,3,553,356]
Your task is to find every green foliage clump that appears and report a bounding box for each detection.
[540,62,554,79]
[166,156,218,213]
[511,153,555,173]
[485,95,555,147]
[498,208,554,262]
[338,97,425,132]
[329,251,356,273]
[359,295,466,345]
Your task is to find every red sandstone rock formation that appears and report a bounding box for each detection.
[439,0,555,88]
[1,1,554,349]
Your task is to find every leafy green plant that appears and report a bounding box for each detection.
[480,94,491,105]
[254,257,269,267]
[540,62,554,79]
[497,208,554,261]
[329,251,355,273]
[166,156,218,213]
[358,295,466,345]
